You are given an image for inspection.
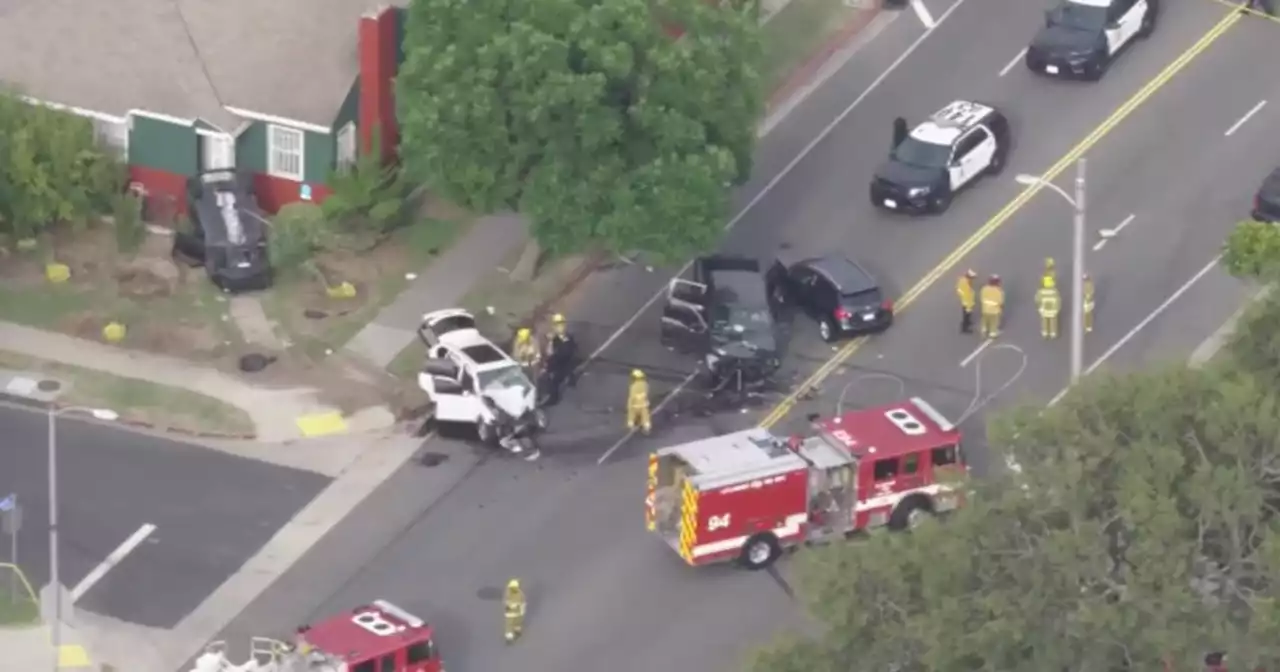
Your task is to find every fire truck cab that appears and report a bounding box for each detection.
[191,600,443,672]
[646,397,965,569]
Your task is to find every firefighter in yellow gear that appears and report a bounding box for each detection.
[513,327,540,370]
[979,275,1004,339]
[1042,257,1056,288]
[1035,276,1062,339]
[503,578,527,643]
[1082,273,1095,333]
[627,369,652,434]
[956,269,977,333]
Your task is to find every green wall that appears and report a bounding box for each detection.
[235,121,334,184]
[129,116,197,176]
[333,80,360,131]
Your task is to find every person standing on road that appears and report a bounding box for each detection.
[513,327,540,371]
[979,275,1004,339]
[1082,273,1095,333]
[540,314,577,406]
[956,269,977,333]
[893,117,909,149]
[627,369,653,435]
[503,578,527,643]
[1042,257,1056,288]
[1035,276,1061,339]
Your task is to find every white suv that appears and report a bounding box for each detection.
[417,309,548,443]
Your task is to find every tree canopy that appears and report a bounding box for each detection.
[750,298,1280,671]
[396,0,763,262]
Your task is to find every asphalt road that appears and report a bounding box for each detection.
[207,1,1279,671]
[0,404,328,628]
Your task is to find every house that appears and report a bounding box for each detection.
[0,0,404,218]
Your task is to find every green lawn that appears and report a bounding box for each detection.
[761,0,863,94]
[0,587,40,627]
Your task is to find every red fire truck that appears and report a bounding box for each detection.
[646,397,966,569]
[191,599,444,672]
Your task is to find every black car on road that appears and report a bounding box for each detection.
[660,255,783,385]
[767,254,893,343]
[1025,0,1157,81]
[173,170,273,292]
[1253,167,1280,223]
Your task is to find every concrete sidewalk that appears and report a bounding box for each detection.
[345,212,530,368]
[0,321,391,443]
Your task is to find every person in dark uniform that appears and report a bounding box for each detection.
[893,117,909,149]
[538,314,577,406]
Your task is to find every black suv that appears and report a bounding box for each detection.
[1253,167,1280,223]
[767,254,892,343]
[871,100,1011,215]
[660,255,782,384]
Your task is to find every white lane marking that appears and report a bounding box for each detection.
[960,338,992,367]
[581,0,972,373]
[1047,255,1221,408]
[1224,100,1267,137]
[911,0,937,27]
[71,523,156,602]
[1093,213,1135,251]
[598,369,700,465]
[999,48,1027,77]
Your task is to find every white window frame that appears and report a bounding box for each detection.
[92,118,130,158]
[200,133,236,171]
[267,124,305,181]
[336,122,358,171]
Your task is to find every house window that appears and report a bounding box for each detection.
[92,118,129,158]
[268,124,305,181]
[336,122,357,171]
[201,133,235,171]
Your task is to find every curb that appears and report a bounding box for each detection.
[767,5,883,113]
[0,392,256,441]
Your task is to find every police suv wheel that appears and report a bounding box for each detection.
[819,318,838,343]
[985,150,1006,177]
[932,191,952,213]
[739,533,781,570]
[1138,8,1156,37]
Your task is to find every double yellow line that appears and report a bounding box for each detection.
[759,7,1243,429]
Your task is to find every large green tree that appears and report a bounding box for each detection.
[750,364,1280,671]
[396,0,763,262]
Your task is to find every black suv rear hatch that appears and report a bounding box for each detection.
[1254,168,1280,223]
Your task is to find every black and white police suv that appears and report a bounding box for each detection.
[870,100,1011,215]
[416,309,548,446]
[1025,0,1157,80]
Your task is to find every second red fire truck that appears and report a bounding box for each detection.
[646,397,967,569]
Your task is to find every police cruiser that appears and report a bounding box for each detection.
[870,100,1011,215]
[1025,0,1158,80]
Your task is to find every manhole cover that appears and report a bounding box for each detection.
[238,353,276,373]
[37,379,61,392]
[418,452,449,467]
[476,586,502,601]
[303,309,327,320]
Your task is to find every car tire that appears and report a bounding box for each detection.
[1085,55,1109,81]
[819,318,839,343]
[1138,8,1156,37]
[888,495,934,531]
[932,190,953,213]
[985,150,1006,177]
[739,533,782,570]
[476,420,497,445]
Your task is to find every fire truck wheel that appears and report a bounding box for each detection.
[888,495,934,531]
[739,533,781,570]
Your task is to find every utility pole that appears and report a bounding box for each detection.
[1069,158,1086,382]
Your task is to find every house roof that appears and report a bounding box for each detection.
[0,0,395,132]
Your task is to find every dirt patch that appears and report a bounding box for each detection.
[0,350,254,436]
[0,223,239,363]
[762,0,877,100]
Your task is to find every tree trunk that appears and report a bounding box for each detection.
[509,238,542,282]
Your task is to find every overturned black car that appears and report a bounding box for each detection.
[173,170,273,293]
[660,255,783,388]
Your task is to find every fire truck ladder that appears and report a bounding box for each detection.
[189,637,294,672]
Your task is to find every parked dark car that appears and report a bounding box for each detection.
[1252,167,1280,223]
[767,254,893,343]
[173,170,273,292]
[660,255,783,385]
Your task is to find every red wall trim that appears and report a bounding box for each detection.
[128,165,188,222]
[358,7,400,163]
[251,173,332,214]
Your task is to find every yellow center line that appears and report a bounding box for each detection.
[759,7,1243,430]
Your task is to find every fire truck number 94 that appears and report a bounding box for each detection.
[707,514,731,531]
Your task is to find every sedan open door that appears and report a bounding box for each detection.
[419,308,478,347]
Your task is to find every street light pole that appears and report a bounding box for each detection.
[46,405,117,671]
[1069,157,1086,382]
